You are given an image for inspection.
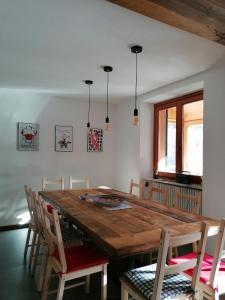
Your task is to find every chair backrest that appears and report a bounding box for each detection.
[24,185,36,226]
[174,190,201,214]
[41,200,67,273]
[148,185,169,206]
[31,191,45,232]
[42,177,64,191]
[209,219,225,289]
[129,179,141,197]
[152,222,209,300]
[69,176,90,189]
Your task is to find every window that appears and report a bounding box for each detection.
[154,91,203,183]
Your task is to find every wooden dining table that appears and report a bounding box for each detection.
[39,188,220,258]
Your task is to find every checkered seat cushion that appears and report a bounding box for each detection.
[122,264,194,300]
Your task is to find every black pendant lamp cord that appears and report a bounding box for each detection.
[107,71,109,118]
[88,84,91,123]
[135,51,138,110]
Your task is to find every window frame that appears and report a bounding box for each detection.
[153,90,203,184]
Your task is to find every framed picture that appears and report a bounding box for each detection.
[55,125,73,152]
[17,122,39,151]
[87,128,103,152]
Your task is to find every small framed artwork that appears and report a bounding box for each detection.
[87,128,103,152]
[55,125,73,152]
[17,122,39,151]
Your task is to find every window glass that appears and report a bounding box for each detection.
[158,107,176,172]
[182,100,203,175]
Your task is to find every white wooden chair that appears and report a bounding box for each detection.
[168,219,225,300]
[142,184,169,264]
[31,194,86,292]
[29,190,46,277]
[129,179,142,197]
[41,201,108,300]
[24,185,37,265]
[69,176,90,189]
[120,222,209,300]
[42,177,64,191]
[169,190,201,259]
[148,185,169,206]
[173,189,201,215]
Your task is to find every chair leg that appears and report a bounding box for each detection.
[37,244,48,292]
[149,251,153,264]
[101,264,107,300]
[29,230,37,269]
[168,247,173,260]
[31,233,41,276]
[174,247,178,257]
[56,277,65,300]
[194,289,200,300]
[192,242,198,252]
[24,224,31,260]
[199,290,204,300]
[85,274,90,293]
[121,282,128,300]
[41,259,52,300]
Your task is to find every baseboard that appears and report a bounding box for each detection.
[0,223,29,232]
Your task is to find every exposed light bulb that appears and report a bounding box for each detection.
[105,117,111,131]
[130,45,142,127]
[133,108,139,126]
[87,122,90,133]
[105,123,111,131]
[84,80,93,132]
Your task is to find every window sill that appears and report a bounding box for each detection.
[155,171,202,185]
[149,178,202,190]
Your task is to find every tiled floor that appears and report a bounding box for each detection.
[0,228,121,300]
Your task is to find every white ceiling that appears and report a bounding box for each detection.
[0,0,225,103]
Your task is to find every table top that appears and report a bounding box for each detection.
[39,188,219,258]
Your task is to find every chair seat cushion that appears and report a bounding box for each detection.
[122,264,194,300]
[168,252,225,291]
[53,244,108,275]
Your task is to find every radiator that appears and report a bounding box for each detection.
[143,179,202,215]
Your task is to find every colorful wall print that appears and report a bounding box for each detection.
[17,122,39,151]
[55,125,73,152]
[87,128,103,152]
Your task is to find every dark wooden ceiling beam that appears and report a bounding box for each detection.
[207,0,225,11]
[107,0,225,45]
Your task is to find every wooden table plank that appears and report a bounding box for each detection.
[39,188,220,258]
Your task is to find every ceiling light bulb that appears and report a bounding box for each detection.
[133,108,139,126]
[105,117,111,131]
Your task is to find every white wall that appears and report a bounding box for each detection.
[113,100,140,192]
[140,102,154,179]
[112,100,154,193]
[202,60,225,220]
[0,91,115,226]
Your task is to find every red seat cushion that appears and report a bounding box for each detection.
[168,252,225,291]
[47,204,53,213]
[53,244,108,275]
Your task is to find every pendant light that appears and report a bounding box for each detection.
[131,45,143,126]
[103,66,113,131]
[84,80,93,132]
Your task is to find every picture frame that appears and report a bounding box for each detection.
[87,128,103,152]
[17,122,39,151]
[55,125,73,152]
